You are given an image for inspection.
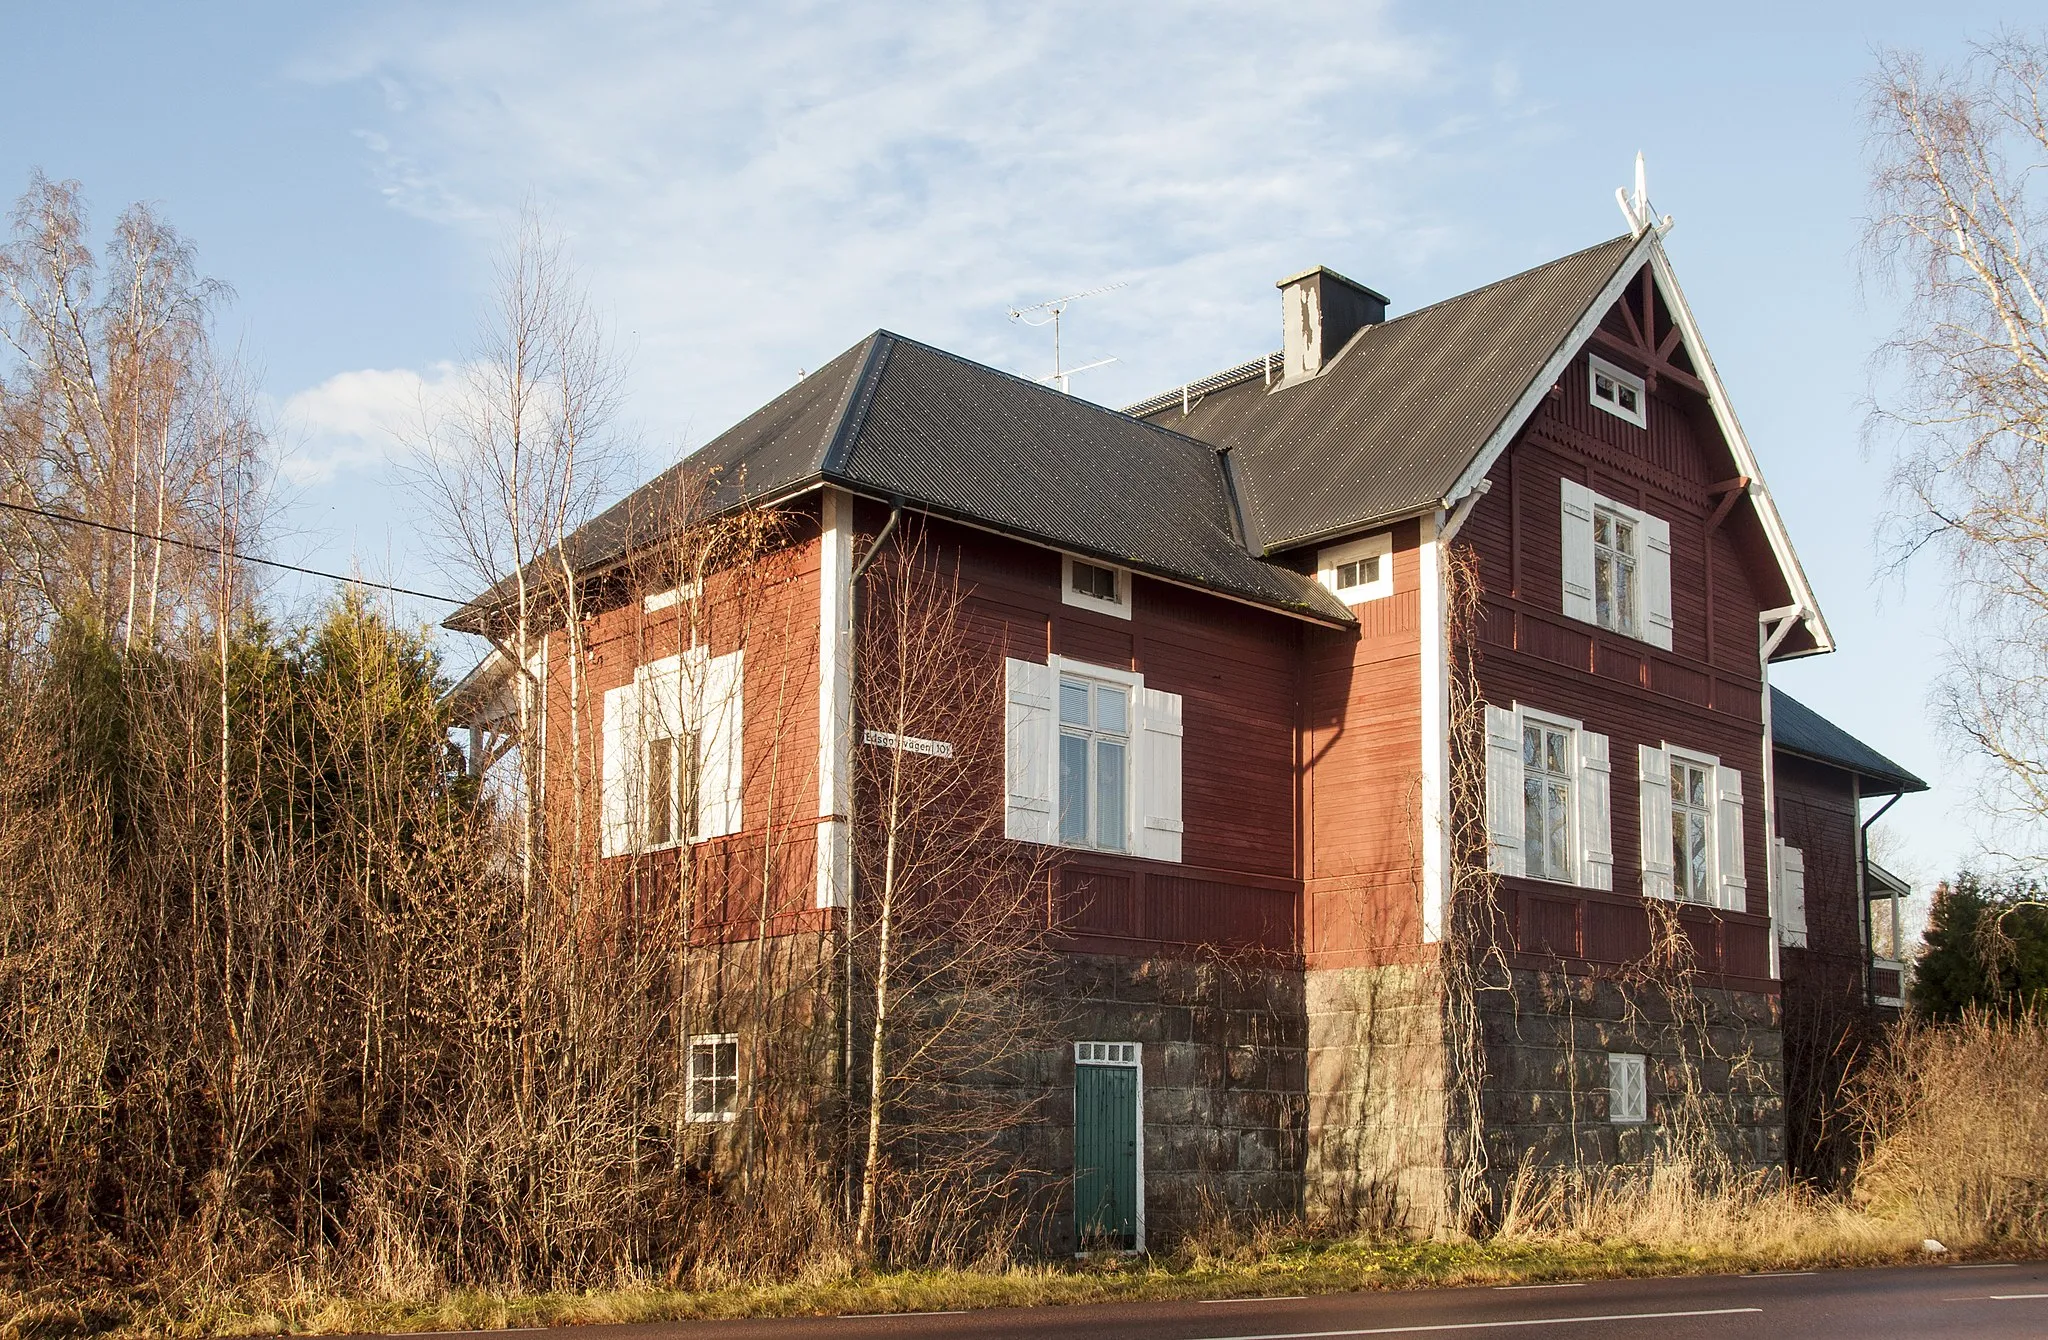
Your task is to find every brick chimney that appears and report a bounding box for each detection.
[1277,265,1388,383]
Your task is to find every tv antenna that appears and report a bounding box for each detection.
[1008,282,1126,393]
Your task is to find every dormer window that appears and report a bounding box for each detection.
[1317,532,1394,605]
[1062,555,1132,619]
[1588,354,1646,428]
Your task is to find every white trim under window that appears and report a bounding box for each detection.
[1588,353,1647,428]
[1062,555,1132,619]
[1608,1052,1647,1124]
[1316,531,1394,605]
[686,1033,740,1123]
[1484,701,1613,890]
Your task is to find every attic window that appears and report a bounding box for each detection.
[1317,532,1393,605]
[1588,355,1646,428]
[1062,555,1131,620]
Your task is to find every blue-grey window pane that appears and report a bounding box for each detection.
[1096,739,1126,851]
[1060,678,1091,727]
[1524,777,1545,878]
[1097,684,1128,735]
[1060,732,1089,843]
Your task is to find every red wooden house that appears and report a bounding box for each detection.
[451,211,1923,1244]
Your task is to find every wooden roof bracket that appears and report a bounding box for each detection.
[1437,479,1494,546]
[1707,476,1753,531]
[1760,603,1809,661]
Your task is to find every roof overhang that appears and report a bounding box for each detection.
[1434,228,1832,663]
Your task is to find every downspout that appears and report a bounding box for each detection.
[839,496,901,1212]
[1859,790,1902,1011]
[1757,604,1807,982]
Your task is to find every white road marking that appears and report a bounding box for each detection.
[1493,1284,1585,1290]
[1204,1297,1312,1304]
[1990,1293,2048,1300]
[1198,1307,1763,1339]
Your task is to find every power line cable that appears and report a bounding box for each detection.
[0,496,467,605]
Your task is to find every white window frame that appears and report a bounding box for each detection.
[686,1032,740,1123]
[1520,709,1579,885]
[1485,701,1613,890]
[642,723,700,851]
[1316,531,1394,605]
[1593,504,1641,638]
[1560,479,1673,651]
[1073,1040,1145,1254]
[1667,747,1717,904]
[1608,1051,1647,1124]
[1005,656,1183,862]
[1588,353,1647,428]
[1057,665,1138,854]
[1062,554,1132,620]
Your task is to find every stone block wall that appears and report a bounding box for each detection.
[1304,959,1452,1232]
[1476,967,1785,1179]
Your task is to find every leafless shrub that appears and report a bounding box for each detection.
[1853,1010,2048,1243]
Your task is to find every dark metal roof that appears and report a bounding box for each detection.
[1771,687,1929,796]
[448,332,1351,632]
[1143,234,1646,553]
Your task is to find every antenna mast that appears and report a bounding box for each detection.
[1007,282,1126,393]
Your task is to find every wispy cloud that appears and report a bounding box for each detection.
[292,0,1535,450]
[277,361,469,485]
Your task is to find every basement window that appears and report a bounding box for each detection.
[1062,555,1132,619]
[1608,1052,1647,1124]
[1588,354,1646,428]
[687,1034,740,1122]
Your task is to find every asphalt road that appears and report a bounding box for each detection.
[426,1262,2048,1340]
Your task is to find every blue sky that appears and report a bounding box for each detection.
[4,0,2030,887]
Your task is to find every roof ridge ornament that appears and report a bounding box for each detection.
[1616,152,1675,239]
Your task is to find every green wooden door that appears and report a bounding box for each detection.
[1074,1062,1138,1250]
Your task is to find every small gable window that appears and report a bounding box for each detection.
[1588,354,1647,428]
[1063,555,1131,619]
[1316,532,1394,605]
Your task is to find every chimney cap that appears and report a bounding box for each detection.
[1275,264,1390,305]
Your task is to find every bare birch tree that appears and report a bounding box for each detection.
[847,523,1058,1263]
[1869,34,2048,855]
[0,172,260,655]
[411,211,625,898]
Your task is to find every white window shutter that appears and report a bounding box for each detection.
[1638,743,1673,900]
[1135,685,1184,863]
[1560,478,1596,624]
[1641,512,1674,650]
[695,649,744,839]
[1776,839,1808,948]
[1715,765,1746,911]
[601,682,638,857]
[1485,704,1524,877]
[1578,729,1613,890]
[1004,658,1055,843]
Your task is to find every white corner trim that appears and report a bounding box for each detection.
[816,487,853,909]
[1420,512,1448,943]
[1061,554,1133,620]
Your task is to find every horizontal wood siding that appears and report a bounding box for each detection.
[1460,306,1779,989]
[906,508,1307,957]
[1303,518,1426,968]
[1774,753,1866,1001]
